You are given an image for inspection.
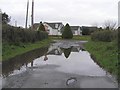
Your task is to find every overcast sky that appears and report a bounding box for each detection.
[0,0,119,27]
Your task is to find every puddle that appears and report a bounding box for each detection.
[2,47,48,77]
[1,40,116,88]
[2,41,107,77]
[66,77,77,86]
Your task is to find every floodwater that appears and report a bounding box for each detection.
[1,40,118,88]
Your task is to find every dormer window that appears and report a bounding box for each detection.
[55,24,58,28]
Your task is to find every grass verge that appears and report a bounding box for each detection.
[72,35,90,41]
[2,39,52,61]
[49,35,90,41]
[84,40,118,76]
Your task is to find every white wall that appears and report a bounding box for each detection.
[78,27,82,36]
[52,29,58,35]
[43,23,63,35]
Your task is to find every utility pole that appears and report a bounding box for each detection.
[25,0,29,29]
[31,0,34,30]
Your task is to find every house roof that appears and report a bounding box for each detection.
[32,23,39,30]
[70,26,80,31]
[81,26,97,31]
[81,26,97,29]
[44,22,63,29]
[71,47,79,52]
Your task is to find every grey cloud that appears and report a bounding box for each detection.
[0,0,118,27]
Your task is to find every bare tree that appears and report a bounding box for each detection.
[103,20,117,30]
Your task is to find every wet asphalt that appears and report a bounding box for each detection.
[2,40,118,88]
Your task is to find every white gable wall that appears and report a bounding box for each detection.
[52,29,58,35]
[43,23,62,35]
[72,27,82,36]
[48,26,53,35]
[79,27,82,36]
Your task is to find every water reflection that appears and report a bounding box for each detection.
[2,47,48,77]
[61,47,72,58]
[2,41,118,88]
[2,42,84,78]
[44,54,48,61]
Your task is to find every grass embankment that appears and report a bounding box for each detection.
[85,40,118,75]
[2,39,52,61]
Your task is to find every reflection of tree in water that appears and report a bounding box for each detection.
[61,47,72,58]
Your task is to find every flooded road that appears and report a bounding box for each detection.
[2,40,118,88]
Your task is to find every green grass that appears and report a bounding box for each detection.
[49,35,91,41]
[2,39,52,61]
[72,35,90,41]
[49,35,62,40]
[84,40,118,76]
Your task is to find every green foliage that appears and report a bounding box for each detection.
[2,24,48,45]
[91,30,117,42]
[2,39,51,61]
[2,12,10,24]
[38,22,45,31]
[62,23,73,39]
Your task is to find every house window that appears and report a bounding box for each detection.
[55,24,58,28]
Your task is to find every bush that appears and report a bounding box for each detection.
[62,23,73,39]
[91,30,117,42]
[2,24,48,45]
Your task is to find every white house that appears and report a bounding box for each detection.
[32,22,64,35]
[32,22,82,36]
[70,26,82,35]
[43,22,64,35]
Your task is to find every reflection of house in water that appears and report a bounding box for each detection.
[71,46,80,52]
[45,43,85,59]
[47,45,62,55]
[72,46,85,52]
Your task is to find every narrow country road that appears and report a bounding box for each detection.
[2,40,118,88]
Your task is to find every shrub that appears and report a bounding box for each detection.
[2,24,48,45]
[91,30,117,42]
[62,23,73,39]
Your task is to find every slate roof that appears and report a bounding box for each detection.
[81,26,97,31]
[32,23,39,30]
[44,22,63,29]
[70,26,80,31]
[32,22,64,30]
